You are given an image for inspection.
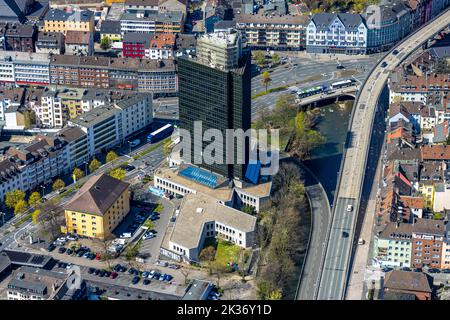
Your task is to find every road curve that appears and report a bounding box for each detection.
[317,8,450,300]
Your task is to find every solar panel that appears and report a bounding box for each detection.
[4,250,30,263]
[30,256,45,265]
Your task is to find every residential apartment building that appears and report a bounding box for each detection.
[64,173,130,239]
[68,105,121,157]
[5,135,69,192]
[4,24,36,53]
[236,14,309,50]
[120,11,184,35]
[7,266,85,300]
[165,193,256,262]
[383,270,433,300]
[38,89,68,128]
[364,2,412,53]
[35,31,65,54]
[374,222,413,268]
[122,32,150,59]
[411,219,445,268]
[43,9,95,35]
[0,51,50,86]
[99,20,122,43]
[306,13,368,55]
[64,31,94,56]
[0,87,25,121]
[57,126,89,170]
[114,93,153,140]
[146,33,175,60]
[0,159,24,201]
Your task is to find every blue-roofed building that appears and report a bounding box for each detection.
[179,165,220,189]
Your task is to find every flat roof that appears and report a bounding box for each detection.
[170,192,256,250]
[155,166,233,201]
[69,105,120,127]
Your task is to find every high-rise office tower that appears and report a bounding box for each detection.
[177,30,251,180]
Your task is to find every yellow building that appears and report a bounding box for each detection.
[100,20,122,43]
[57,89,85,119]
[105,0,125,5]
[64,173,130,240]
[43,9,95,35]
[418,182,435,209]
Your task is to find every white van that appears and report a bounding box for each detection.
[358,238,365,245]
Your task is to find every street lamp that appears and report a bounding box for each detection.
[40,184,45,197]
[84,161,89,177]
[128,141,132,154]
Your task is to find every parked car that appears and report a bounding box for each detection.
[342,231,349,238]
[113,264,122,272]
[381,61,388,68]
[163,274,173,281]
[346,205,353,212]
[66,234,77,241]
[143,232,155,240]
[99,270,106,277]
[336,64,345,69]
[142,271,150,278]
[83,252,91,259]
[66,263,73,270]
[152,272,160,280]
[94,269,101,275]
[104,271,111,277]
[47,243,56,252]
[143,279,150,285]
[66,249,73,255]
[58,247,67,254]
[392,49,399,55]
[121,232,132,239]
[77,250,85,257]
[159,273,166,281]
[110,272,118,279]
[88,268,96,274]
[132,276,140,284]
[128,267,137,275]
[58,262,68,268]
[57,237,67,243]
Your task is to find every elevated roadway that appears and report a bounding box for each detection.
[316,8,450,300]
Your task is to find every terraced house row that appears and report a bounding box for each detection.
[0,51,177,93]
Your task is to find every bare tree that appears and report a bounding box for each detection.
[37,199,65,238]
[180,268,191,286]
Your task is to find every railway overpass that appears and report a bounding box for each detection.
[316,8,450,300]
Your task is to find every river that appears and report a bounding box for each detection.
[304,102,353,203]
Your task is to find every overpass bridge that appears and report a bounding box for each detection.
[296,86,359,108]
[316,7,450,300]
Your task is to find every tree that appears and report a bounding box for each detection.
[143,219,155,229]
[261,71,272,92]
[28,191,41,208]
[5,189,26,209]
[253,51,266,68]
[241,205,255,215]
[271,54,280,65]
[100,36,111,51]
[31,209,41,224]
[89,158,101,173]
[199,246,216,262]
[52,179,66,191]
[162,139,174,157]
[38,199,65,238]
[268,289,282,300]
[180,268,191,285]
[100,239,114,269]
[73,168,84,181]
[109,168,126,181]
[106,150,118,163]
[14,200,28,216]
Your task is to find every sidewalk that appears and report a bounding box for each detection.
[346,145,384,300]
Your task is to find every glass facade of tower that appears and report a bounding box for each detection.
[177,52,251,180]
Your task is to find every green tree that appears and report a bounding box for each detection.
[89,158,101,173]
[109,168,126,180]
[106,150,118,163]
[267,289,282,300]
[14,200,28,216]
[52,179,66,191]
[253,51,266,68]
[261,71,272,92]
[28,191,41,208]
[100,36,111,51]
[162,139,174,157]
[72,168,84,181]
[271,54,280,65]
[31,209,41,224]
[144,219,155,229]
[241,205,255,215]
[5,189,26,209]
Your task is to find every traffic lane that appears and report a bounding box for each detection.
[297,183,331,300]
[318,197,355,300]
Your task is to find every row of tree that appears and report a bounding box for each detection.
[256,163,308,300]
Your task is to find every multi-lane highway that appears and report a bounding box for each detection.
[316,8,450,300]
